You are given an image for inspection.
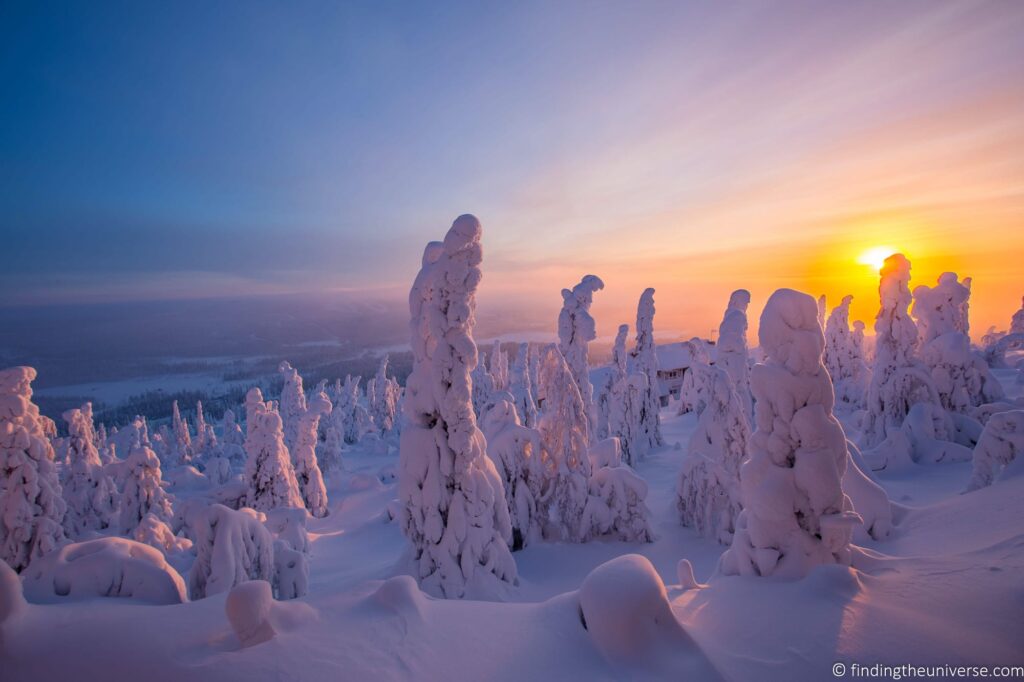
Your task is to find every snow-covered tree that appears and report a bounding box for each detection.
[824,295,870,407]
[398,215,517,598]
[595,325,629,441]
[606,371,648,466]
[717,289,753,420]
[861,254,946,448]
[630,287,663,449]
[188,504,274,600]
[293,390,330,518]
[678,339,714,416]
[509,343,537,428]
[721,289,861,578]
[481,397,542,551]
[0,366,66,572]
[966,410,1024,492]
[61,405,118,537]
[490,340,510,392]
[194,400,210,455]
[676,367,749,544]
[218,408,247,470]
[243,399,304,513]
[119,444,174,535]
[170,400,194,465]
[278,361,307,452]
[369,355,400,437]
[816,294,827,330]
[471,352,496,419]
[536,344,591,542]
[913,273,1003,413]
[558,275,605,440]
[330,375,363,445]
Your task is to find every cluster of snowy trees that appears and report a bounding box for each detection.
[397,217,657,598]
[0,330,409,608]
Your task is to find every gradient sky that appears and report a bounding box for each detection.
[2,1,1023,340]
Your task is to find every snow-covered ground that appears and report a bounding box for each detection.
[5,370,1024,682]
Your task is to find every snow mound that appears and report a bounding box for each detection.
[22,537,187,605]
[371,574,427,623]
[578,554,721,678]
[225,580,276,648]
[272,540,308,600]
[0,558,26,623]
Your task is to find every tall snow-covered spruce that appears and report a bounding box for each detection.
[558,274,604,440]
[61,404,118,537]
[398,215,517,598]
[824,295,870,407]
[293,389,331,518]
[721,289,861,578]
[244,397,304,513]
[0,367,67,572]
[631,288,663,449]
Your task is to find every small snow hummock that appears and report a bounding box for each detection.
[966,410,1024,492]
[558,274,605,440]
[225,580,277,648]
[677,366,749,544]
[0,366,67,573]
[721,289,862,578]
[578,554,721,678]
[22,536,187,604]
[188,504,275,600]
[397,216,517,599]
[243,397,305,513]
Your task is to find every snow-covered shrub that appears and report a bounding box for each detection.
[293,390,330,518]
[0,366,66,572]
[272,539,308,600]
[824,295,870,407]
[677,367,749,544]
[578,554,718,676]
[630,287,663,450]
[862,254,946,448]
[189,504,275,600]
[536,344,591,542]
[278,361,308,452]
[581,465,654,542]
[226,580,276,647]
[558,274,605,439]
[398,216,517,598]
[60,405,118,537]
[509,343,538,428]
[966,410,1024,491]
[717,289,753,419]
[243,399,304,513]
[481,397,542,551]
[119,445,174,535]
[22,537,187,604]
[0,557,26,624]
[133,512,192,556]
[721,289,862,578]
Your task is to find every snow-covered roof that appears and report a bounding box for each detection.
[655,342,695,370]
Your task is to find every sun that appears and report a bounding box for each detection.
[857,245,897,272]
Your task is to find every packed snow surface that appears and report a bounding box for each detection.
[2,377,1024,680]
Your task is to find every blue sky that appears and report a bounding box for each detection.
[3,1,1023,335]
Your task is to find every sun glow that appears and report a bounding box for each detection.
[857,246,898,272]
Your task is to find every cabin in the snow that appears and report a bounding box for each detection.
[654,341,702,406]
